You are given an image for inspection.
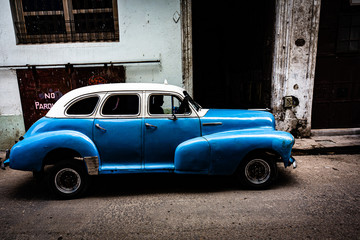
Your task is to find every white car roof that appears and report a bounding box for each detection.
[46,83,186,118]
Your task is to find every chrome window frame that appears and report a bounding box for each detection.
[96,91,143,119]
[64,94,101,118]
[145,91,198,118]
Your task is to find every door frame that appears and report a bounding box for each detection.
[181,0,193,96]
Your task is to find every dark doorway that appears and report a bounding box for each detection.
[192,1,275,109]
[312,0,360,129]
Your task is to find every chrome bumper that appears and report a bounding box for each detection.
[290,156,297,169]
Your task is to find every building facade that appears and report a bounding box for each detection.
[1,0,359,150]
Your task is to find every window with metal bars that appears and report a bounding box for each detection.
[10,0,119,44]
[337,14,360,52]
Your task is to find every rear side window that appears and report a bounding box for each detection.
[66,96,99,115]
[102,94,139,115]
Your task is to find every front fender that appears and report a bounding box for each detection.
[204,129,295,175]
[9,130,100,172]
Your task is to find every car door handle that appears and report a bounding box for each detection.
[202,122,223,126]
[145,123,157,129]
[95,123,107,132]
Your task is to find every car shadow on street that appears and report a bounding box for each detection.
[8,166,299,200]
[7,174,53,201]
[88,174,237,197]
[88,166,299,198]
[273,166,300,189]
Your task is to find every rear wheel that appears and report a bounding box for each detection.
[48,160,88,199]
[238,154,277,189]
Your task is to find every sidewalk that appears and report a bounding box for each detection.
[292,131,360,155]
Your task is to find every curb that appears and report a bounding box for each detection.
[311,128,360,136]
[292,145,360,156]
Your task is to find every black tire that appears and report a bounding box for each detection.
[48,160,88,199]
[237,154,278,189]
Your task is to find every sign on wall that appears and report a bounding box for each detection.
[17,66,125,130]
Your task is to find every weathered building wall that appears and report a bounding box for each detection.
[0,0,324,150]
[272,0,321,137]
[0,3,26,149]
[0,70,26,149]
[0,0,182,150]
[0,0,182,84]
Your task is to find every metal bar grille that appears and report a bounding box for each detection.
[11,0,119,44]
[15,20,117,43]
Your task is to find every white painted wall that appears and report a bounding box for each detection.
[0,70,26,149]
[0,0,182,85]
[0,70,23,116]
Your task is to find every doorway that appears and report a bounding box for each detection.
[312,0,360,128]
[192,1,276,109]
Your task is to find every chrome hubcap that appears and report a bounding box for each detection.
[245,159,271,184]
[55,168,81,194]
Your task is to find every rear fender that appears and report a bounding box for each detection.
[9,130,100,172]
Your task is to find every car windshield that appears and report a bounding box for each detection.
[183,91,201,112]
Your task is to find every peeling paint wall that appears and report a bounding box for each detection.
[0,0,182,85]
[272,0,321,137]
[0,70,26,150]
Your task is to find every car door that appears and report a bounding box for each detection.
[93,92,143,173]
[143,92,201,171]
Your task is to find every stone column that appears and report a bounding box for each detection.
[272,0,321,137]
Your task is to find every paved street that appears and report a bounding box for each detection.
[0,154,359,239]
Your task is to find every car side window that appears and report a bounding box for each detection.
[66,96,99,115]
[102,94,139,115]
[149,94,190,115]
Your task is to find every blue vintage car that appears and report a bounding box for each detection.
[2,83,296,198]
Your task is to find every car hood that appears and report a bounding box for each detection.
[200,109,276,136]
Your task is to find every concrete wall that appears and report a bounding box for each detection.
[0,70,25,150]
[272,0,321,137]
[0,0,182,149]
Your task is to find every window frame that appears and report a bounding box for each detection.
[64,94,100,117]
[10,0,119,44]
[146,92,193,118]
[99,92,142,118]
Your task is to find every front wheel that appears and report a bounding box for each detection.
[237,155,277,189]
[48,161,88,199]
